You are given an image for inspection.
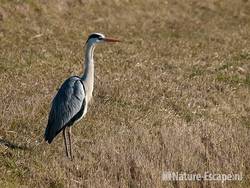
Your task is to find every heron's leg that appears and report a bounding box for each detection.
[67,127,73,160]
[63,128,69,158]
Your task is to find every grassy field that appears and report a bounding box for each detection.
[0,0,250,187]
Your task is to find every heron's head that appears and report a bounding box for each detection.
[86,33,121,46]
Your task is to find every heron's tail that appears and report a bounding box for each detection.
[44,122,54,144]
[44,132,53,144]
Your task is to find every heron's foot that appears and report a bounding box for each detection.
[70,154,75,161]
[66,152,69,158]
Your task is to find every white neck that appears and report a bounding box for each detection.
[82,42,95,103]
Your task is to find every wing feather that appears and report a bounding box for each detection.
[44,76,85,143]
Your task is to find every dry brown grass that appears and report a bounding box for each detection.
[0,0,250,187]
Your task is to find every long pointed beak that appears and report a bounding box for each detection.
[103,37,121,42]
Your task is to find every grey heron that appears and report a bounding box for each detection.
[44,33,121,159]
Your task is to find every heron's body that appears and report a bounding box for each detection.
[44,33,120,159]
[44,76,86,143]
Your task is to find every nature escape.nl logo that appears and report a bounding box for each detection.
[162,171,243,183]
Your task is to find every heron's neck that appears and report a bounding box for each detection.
[82,43,95,102]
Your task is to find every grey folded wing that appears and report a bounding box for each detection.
[44,76,86,143]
